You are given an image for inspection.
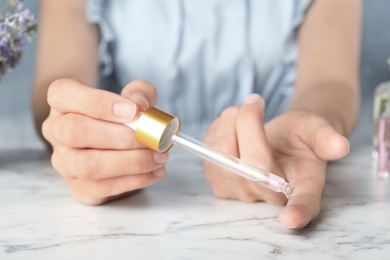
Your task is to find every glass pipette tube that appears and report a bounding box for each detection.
[124,107,294,199]
[170,132,294,199]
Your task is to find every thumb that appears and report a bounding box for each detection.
[311,124,350,161]
[121,80,158,111]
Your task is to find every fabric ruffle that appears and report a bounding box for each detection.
[86,0,114,76]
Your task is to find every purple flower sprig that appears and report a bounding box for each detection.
[0,0,37,79]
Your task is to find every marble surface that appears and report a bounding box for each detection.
[0,145,389,260]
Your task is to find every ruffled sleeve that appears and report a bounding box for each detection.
[292,0,312,28]
[86,0,114,76]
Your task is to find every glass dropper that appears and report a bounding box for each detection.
[124,107,294,199]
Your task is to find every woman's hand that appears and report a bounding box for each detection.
[42,79,168,205]
[203,94,349,229]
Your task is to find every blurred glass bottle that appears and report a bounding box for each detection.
[373,58,390,156]
[377,97,390,178]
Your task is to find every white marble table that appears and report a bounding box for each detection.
[0,145,389,259]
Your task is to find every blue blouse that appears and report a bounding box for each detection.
[87,0,311,137]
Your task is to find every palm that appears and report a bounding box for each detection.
[266,111,328,182]
[265,110,349,228]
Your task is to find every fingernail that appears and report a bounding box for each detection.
[244,94,263,107]
[280,206,311,229]
[281,222,300,229]
[153,152,169,164]
[153,168,166,177]
[113,102,137,120]
[343,136,350,155]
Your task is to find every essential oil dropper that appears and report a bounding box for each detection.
[124,107,294,199]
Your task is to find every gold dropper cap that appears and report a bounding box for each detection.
[134,107,181,153]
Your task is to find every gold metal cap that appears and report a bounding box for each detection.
[135,107,181,153]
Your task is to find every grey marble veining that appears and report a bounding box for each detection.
[0,146,389,260]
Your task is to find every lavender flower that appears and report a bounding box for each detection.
[0,0,37,79]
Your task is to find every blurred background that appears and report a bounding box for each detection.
[0,0,42,149]
[0,0,390,150]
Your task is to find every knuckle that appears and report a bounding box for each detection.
[47,79,67,107]
[94,180,115,198]
[93,175,151,200]
[220,106,239,121]
[205,174,231,200]
[41,117,53,142]
[80,197,105,206]
[71,151,99,180]
[51,150,65,176]
[89,92,111,116]
[238,192,258,203]
[66,179,107,205]
[69,187,105,206]
[211,187,230,200]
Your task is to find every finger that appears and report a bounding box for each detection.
[66,168,166,205]
[203,117,220,145]
[42,109,61,145]
[278,159,326,229]
[120,80,158,111]
[235,94,288,204]
[47,78,139,123]
[51,147,169,180]
[204,105,286,204]
[204,107,240,198]
[236,94,278,173]
[49,113,144,149]
[211,107,240,156]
